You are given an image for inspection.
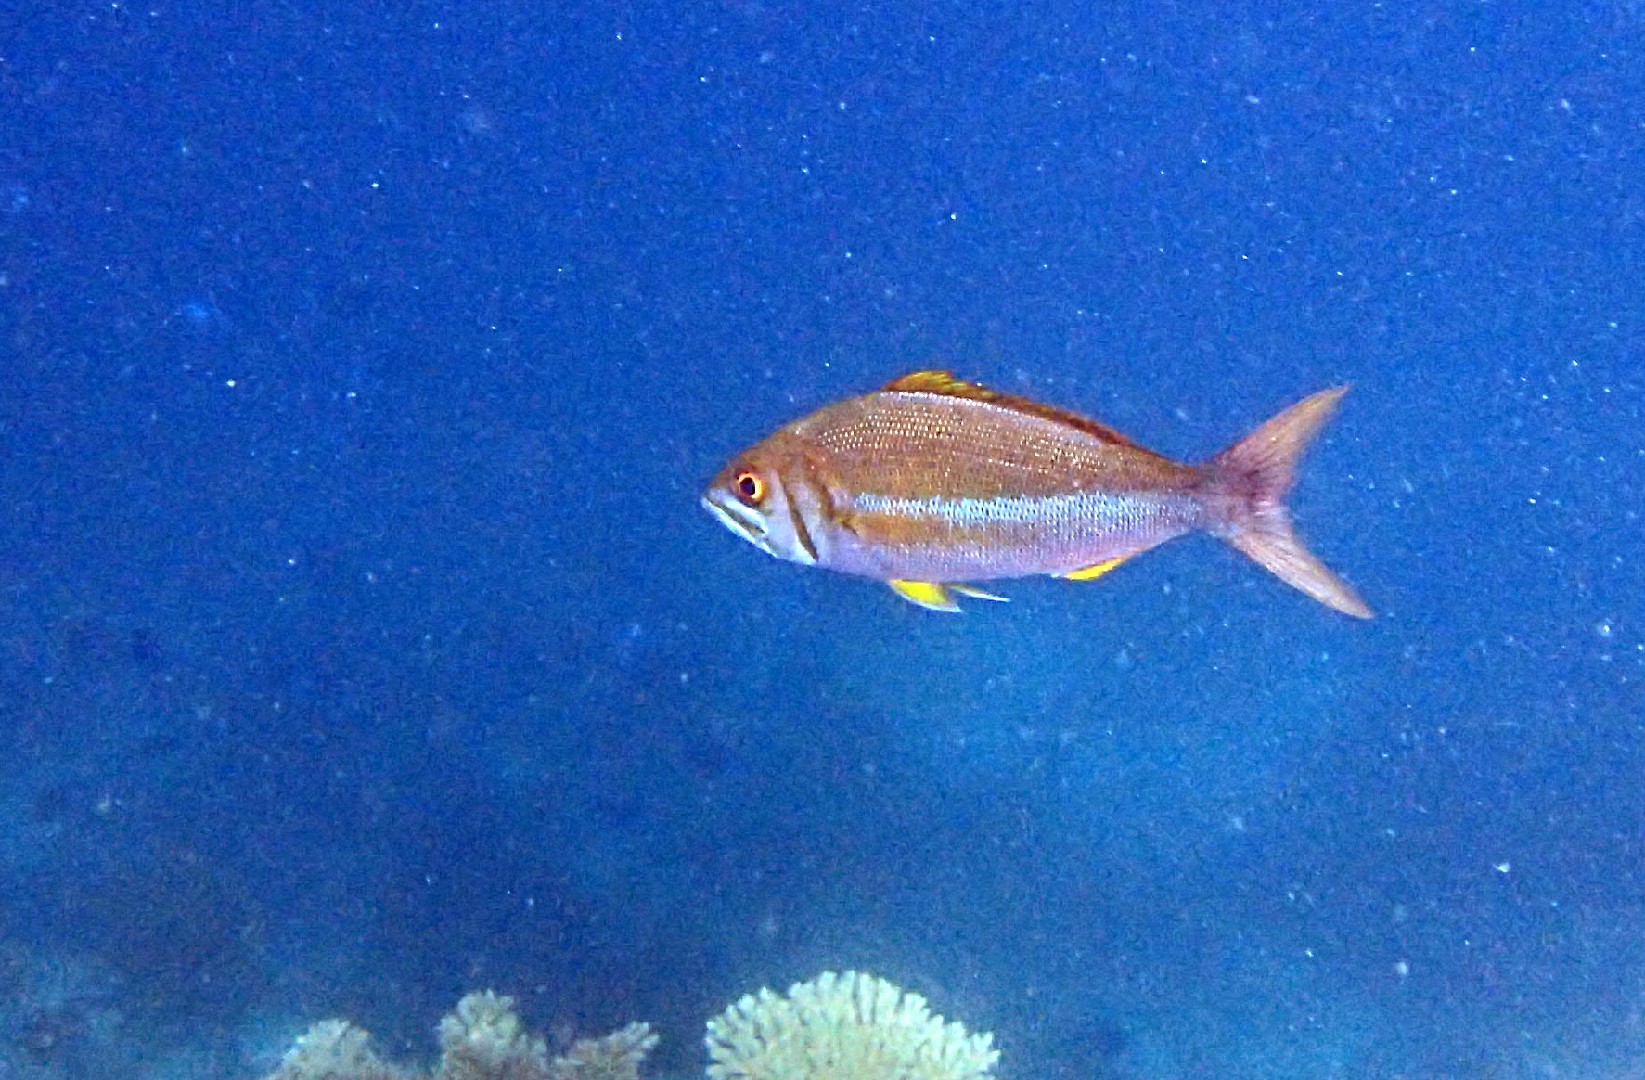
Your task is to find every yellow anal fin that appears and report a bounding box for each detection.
[888,580,961,612]
[950,583,1009,603]
[1059,555,1130,581]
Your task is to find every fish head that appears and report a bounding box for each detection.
[701,438,822,567]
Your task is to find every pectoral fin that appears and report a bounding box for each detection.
[1059,555,1131,581]
[887,580,1009,611]
[950,584,1009,602]
[888,580,961,612]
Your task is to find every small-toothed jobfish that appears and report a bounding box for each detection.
[702,371,1370,617]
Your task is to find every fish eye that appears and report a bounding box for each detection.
[734,470,766,506]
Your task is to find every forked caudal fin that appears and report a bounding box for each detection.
[1205,387,1372,619]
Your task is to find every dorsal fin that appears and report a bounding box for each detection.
[881,370,1142,449]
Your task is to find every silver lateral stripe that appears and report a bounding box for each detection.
[853,491,1140,527]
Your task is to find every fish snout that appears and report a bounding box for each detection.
[702,491,770,552]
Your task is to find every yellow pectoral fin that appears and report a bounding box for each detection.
[888,580,961,612]
[887,580,1009,611]
[1060,555,1131,581]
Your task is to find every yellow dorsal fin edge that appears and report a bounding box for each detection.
[881,370,1144,450]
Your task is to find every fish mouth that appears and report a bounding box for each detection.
[701,494,771,553]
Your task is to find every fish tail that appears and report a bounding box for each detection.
[1203,387,1372,618]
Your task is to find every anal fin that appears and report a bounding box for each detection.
[1059,555,1132,581]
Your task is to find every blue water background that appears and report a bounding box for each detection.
[1,4,1642,1077]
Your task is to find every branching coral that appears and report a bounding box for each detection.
[436,991,550,1080]
[260,993,656,1080]
[548,1021,659,1080]
[266,1019,410,1080]
[705,971,999,1080]
[262,971,996,1080]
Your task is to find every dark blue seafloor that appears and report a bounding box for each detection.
[1,4,1642,1078]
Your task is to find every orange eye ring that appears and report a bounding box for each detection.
[734,470,766,505]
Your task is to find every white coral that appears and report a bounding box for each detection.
[436,990,550,1080]
[266,1019,405,1080]
[261,993,656,1080]
[706,971,998,1080]
[550,1021,659,1080]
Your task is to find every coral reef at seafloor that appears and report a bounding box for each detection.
[707,971,998,1080]
[263,990,657,1080]
[263,971,999,1080]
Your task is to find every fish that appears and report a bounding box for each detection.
[701,370,1371,618]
